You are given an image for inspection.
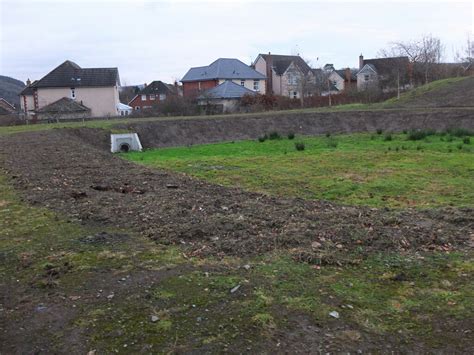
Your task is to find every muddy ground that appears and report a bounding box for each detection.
[0,128,473,353]
[1,129,472,260]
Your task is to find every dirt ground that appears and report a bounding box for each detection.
[1,129,472,260]
[0,129,473,353]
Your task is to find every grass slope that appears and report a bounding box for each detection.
[123,132,474,208]
[383,76,474,108]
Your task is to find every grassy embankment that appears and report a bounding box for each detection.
[123,130,474,208]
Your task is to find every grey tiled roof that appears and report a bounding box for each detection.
[335,69,358,81]
[37,97,91,113]
[32,60,120,88]
[139,81,177,95]
[360,57,410,75]
[182,58,265,82]
[198,80,257,99]
[259,54,312,75]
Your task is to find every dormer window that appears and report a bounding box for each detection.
[241,80,245,86]
[71,88,76,99]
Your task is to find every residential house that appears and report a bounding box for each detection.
[35,97,91,121]
[20,60,122,120]
[253,53,315,98]
[181,58,266,97]
[0,98,16,114]
[128,81,179,111]
[315,64,357,95]
[357,54,411,92]
[197,80,257,113]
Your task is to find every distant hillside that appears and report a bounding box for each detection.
[384,76,474,108]
[0,75,26,108]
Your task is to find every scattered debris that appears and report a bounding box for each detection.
[329,311,340,319]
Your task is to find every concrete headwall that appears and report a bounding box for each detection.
[114,109,474,149]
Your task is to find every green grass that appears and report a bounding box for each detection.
[122,132,474,208]
[382,76,470,107]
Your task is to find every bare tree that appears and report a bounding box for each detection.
[380,34,444,85]
[455,35,474,67]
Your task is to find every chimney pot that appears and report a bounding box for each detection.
[359,54,364,70]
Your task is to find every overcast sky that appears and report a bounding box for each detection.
[0,0,472,85]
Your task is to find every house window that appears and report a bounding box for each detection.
[70,88,76,99]
[141,94,147,101]
[241,80,245,86]
[159,94,166,100]
[364,74,369,81]
[253,80,259,91]
[198,82,201,90]
[135,106,140,110]
[120,111,125,116]
[150,94,156,100]
[293,91,297,99]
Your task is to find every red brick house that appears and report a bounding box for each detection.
[128,81,179,111]
[181,58,266,97]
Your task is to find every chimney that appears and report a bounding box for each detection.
[266,52,273,95]
[26,78,31,86]
[359,54,364,70]
[345,68,351,82]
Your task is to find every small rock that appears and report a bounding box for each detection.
[441,280,452,288]
[230,285,241,293]
[311,241,322,249]
[150,315,159,323]
[336,244,343,249]
[107,293,114,300]
[329,311,340,319]
[340,329,361,341]
[243,264,251,270]
[87,350,96,355]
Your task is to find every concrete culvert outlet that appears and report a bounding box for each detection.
[110,133,143,153]
[119,143,130,152]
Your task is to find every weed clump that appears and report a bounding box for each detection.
[258,134,268,142]
[268,131,281,140]
[287,132,295,140]
[326,139,338,148]
[446,128,472,137]
[407,129,436,141]
[376,129,383,135]
[384,133,393,141]
[457,143,463,150]
[463,137,470,144]
[295,142,305,151]
[325,132,331,138]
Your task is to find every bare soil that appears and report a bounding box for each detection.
[1,129,472,260]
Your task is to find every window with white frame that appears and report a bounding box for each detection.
[293,91,297,99]
[240,80,245,86]
[141,94,147,101]
[150,94,156,100]
[364,74,369,81]
[253,80,259,91]
[159,94,166,100]
[135,106,140,110]
[70,88,76,99]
